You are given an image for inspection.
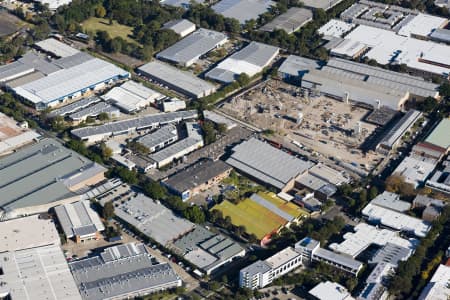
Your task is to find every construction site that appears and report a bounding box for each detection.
[219,80,385,171]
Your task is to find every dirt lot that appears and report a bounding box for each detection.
[220,80,384,170]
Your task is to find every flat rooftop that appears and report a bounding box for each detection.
[212,0,274,24]
[301,0,345,9]
[260,7,313,34]
[0,244,82,300]
[0,138,106,214]
[362,203,431,237]
[318,19,356,39]
[393,155,437,188]
[329,223,418,258]
[226,138,313,190]
[309,281,351,300]
[265,246,301,269]
[0,214,60,252]
[156,28,227,66]
[114,193,195,245]
[0,112,40,155]
[164,159,231,192]
[370,191,411,212]
[137,124,178,150]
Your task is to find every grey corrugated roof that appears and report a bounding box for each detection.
[278,55,320,77]
[226,138,313,189]
[70,249,180,300]
[0,61,34,82]
[379,110,422,149]
[137,124,178,150]
[430,28,450,43]
[212,0,274,24]
[71,110,197,139]
[164,159,231,192]
[249,193,294,221]
[315,248,363,271]
[69,102,118,120]
[369,243,412,266]
[49,97,102,117]
[137,60,216,98]
[149,137,202,163]
[0,138,104,212]
[302,0,345,9]
[260,7,313,33]
[156,28,227,66]
[163,19,195,35]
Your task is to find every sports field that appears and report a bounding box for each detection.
[82,17,137,44]
[214,199,287,239]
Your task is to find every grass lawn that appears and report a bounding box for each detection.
[259,192,310,219]
[214,199,287,239]
[81,17,137,44]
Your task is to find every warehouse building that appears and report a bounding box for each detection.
[49,96,102,117]
[424,118,450,153]
[239,246,302,289]
[206,42,279,83]
[163,159,232,201]
[429,28,450,44]
[370,191,411,212]
[0,112,40,156]
[336,24,450,79]
[301,0,345,10]
[0,138,106,219]
[173,226,246,275]
[163,19,196,38]
[227,138,314,191]
[1,48,130,110]
[156,28,227,67]
[278,55,320,85]
[161,98,187,112]
[203,110,236,130]
[71,110,197,143]
[377,110,422,153]
[35,38,80,58]
[34,0,73,10]
[418,264,450,300]
[295,237,363,276]
[362,202,431,237]
[393,155,437,188]
[212,0,274,24]
[413,142,448,161]
[300,58,439,110]
[260,7,313,34]
[114,193,195,246]
[137,61,216,99]
[54,200,105,243]
[329,223,417,258]
[149,122,203,168]
[426,157,450,194]
[69,243,182,300]
[137,124,179,153]
[102,80,162,113]
[68,102,120,123]
[0,215,82,300]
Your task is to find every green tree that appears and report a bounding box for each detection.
[103,201,115,220]
[417,97,438,113]
[237,73,251,87]
[201,121,217,144]
[98,112,110,121]
[183,205,205,224]
[95,5,107,18]
[369,186,378,200]
[143,180,167,199]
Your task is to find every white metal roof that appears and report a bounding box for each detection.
[393,155,437,188]
[397,13,448,38]
[35,38,80,58]
[318,19,356,38]
[309,281,353,300]
[212,0,275,24]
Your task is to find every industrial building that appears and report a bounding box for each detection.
[137,61,217,99]
[34,0,73,10]
[377,110,422,153]
[71,110,197,143]
[318,19,356,39]
[49,96,102,117]
[163,159,232,201]
[69,102,120,123]
[393,155,437,188]
[301,0,345,10]
[0,43,130,110]
[69,243,182,300]
[54,200,105,243]
[429,28,450,44]
[0,215,82,300]
[212,0,274,24]
[308,281,353,300]
[137,124,179,152]
[369,191,411,212]
[35,38,80,57]
[102,80,162,113]
[0,112,40,156]
[335,24,450,79]
[203,110,236,130]
[0,138,106,219]
[295,237,363,276]
[412,142,447,161]
[206,42,279,83]
[426,157,450,194]
[149,122,204,168]
[173,226,246,275]
[424,118,450,153]
[362,202,431,237]
[418,264,450,300]
[239,246,302,289]
[114,193,195,246]
[156,28,228,67]
[259,7,313,34]
[160,0,204,8]
[226,138,314,191]
[329,223,417,258]
[163,19,196,38]
[161,98,187,112]
[329,39,368,59]
[277,55,320,84]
